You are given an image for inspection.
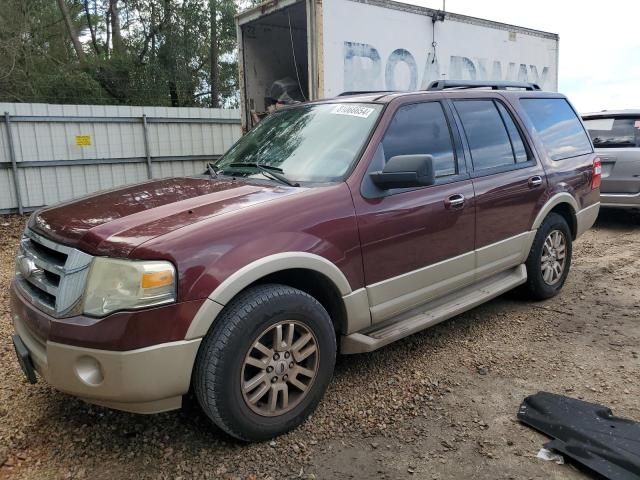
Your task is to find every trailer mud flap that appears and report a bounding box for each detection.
[518,391,640,480]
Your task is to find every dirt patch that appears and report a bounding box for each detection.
[1,210,639,479]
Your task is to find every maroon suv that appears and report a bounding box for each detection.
[10,81,600,441]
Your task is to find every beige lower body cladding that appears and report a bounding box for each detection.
[14,311,200,414]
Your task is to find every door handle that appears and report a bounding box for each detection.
[445,193,465,209]
[528,175,543,188]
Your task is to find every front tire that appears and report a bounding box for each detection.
[522,212,573,300]
[193,284,336,442]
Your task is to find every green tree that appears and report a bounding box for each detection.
[0,0,241,107]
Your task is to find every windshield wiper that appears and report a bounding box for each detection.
[223,162,299,187]
[257,165,300,187]
[225,162,283,172]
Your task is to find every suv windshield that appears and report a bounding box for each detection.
[583,117,640,148]
[214,103,383,183]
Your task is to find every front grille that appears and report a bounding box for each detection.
[15,229,93,317]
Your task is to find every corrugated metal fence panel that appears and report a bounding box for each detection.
[0,170,17,209]
[148,111,239,157]
[15,163,150,207]
[152,159,212,179]
[0,103,241,213]
[0,121,7,164]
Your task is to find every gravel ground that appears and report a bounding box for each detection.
[1,210,639,479]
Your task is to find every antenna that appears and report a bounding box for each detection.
[430,1,445,64]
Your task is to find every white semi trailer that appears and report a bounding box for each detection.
[236,0,559,129]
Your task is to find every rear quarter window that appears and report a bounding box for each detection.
[520,98,593,161]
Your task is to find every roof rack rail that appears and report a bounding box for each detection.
[426,80,542,91]
[337,91,395,96]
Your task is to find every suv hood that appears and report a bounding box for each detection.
[30,177,302,257]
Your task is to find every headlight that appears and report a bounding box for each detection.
[83,258,176,317]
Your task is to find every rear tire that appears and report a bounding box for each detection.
[193,284,336,442]
[522,212,573,300]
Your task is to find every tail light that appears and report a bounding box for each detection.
[591,157,602,189]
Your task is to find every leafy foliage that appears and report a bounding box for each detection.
[0,0,246,107]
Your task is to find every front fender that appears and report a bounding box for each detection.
[185,250,360,339]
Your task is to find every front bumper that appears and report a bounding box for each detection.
[10,282,201,414]
[600,191,640,209]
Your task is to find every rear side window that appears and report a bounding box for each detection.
[583,117,640,148]
[382,102,456,177]
[454,100,529,171]
[520,98,593,160]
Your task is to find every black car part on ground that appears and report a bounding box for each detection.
[12,335,37,384]
[518,391,640,480]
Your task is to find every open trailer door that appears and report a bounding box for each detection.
[236,0,320,131]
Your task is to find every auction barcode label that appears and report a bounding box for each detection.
[330,104,375,118]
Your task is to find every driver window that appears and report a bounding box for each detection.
[381,102,457,178]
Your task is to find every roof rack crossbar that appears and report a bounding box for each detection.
[426,80,542,91]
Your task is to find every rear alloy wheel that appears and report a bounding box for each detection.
[193,284,336,442]
[523,212,573,300]
[540,229,568,286]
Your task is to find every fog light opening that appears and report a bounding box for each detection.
[75,356,104,386]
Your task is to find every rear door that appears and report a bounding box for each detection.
[352,99,476,324]
[519,97,597,214]
[583,115,640,195]
[450,96,547,280]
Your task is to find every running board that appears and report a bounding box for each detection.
[341,264,527,354]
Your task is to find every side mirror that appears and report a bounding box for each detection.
[369,154,435,189]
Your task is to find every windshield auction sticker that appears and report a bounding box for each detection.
[330,105,375,118]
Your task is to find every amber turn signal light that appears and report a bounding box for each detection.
[141,270,174,289]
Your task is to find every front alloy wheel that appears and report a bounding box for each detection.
[193,284,336,442]
[242,321,319,416]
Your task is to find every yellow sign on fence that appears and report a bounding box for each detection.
[75,135,92,146]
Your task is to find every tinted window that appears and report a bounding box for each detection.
[382,102,456,177]
[496,102,529,163]
[584,117,640,148]
[454,100,516,170]
[521,98,592,160]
